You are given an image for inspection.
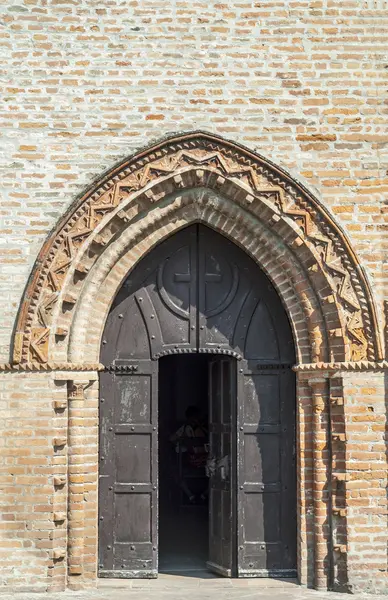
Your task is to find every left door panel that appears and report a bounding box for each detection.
[99,359,158,578]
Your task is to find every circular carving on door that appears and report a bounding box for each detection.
[204,258,239,318]
[157,249,192,319]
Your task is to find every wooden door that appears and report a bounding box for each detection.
[207,358,236,577]
[99,223,296,579]
[99,360,158,578]
[99,227,199,578]
[237,363,296,577]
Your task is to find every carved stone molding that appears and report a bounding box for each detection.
[3,359,388,373]
[11,131,382,365]
[0,362,104,372]
[294,360,388,372]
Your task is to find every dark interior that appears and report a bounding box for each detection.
[158,354,210,573]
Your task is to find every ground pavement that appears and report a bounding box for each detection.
[0,575,387,600]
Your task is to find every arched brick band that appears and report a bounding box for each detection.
[12,131,382,366]
[66,189,328,366]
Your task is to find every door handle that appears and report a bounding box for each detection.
[218,455,230,480]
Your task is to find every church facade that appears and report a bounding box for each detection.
[1,1,387,594]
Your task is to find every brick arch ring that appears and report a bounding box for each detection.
[11,131,382,368]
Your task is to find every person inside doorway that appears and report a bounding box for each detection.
[169,405,209,504]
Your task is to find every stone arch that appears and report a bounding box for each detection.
[11,131,382,368]
[67,190,324,366]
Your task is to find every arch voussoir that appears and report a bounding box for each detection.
[58,189,328,366]
[12,132,380,367]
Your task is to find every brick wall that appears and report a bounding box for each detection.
[0,373,54,591]
[0,372,99,592]
[1,0,388,361]
[342,372,387,593]
[1,0,387,593]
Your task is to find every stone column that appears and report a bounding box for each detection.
[308,378,330,590]
[328,375,348,591]
[67,379,89,587]
[50,374,69,591]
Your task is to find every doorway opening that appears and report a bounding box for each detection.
[98,223,297,580]
[158,353,210,574]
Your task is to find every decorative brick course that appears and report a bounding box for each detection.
[9,133,382,367]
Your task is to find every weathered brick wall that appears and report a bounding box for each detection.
[0,373,55,591]
[1,0,387,361]
[0,372,98,592]
[1,0,387,593]
[342,372,387,593]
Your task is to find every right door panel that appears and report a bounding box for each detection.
[207,358,236,577]
[237,361,297,577]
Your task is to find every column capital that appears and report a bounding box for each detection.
[67,380,91,401]
[307,378,328,407]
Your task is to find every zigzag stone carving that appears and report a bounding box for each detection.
[13,131,381,364]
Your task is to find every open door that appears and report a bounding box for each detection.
[236,361,296,577]
[207,358,236,577]
[99,223,296,579]
[99,359,158,578]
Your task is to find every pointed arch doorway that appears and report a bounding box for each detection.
[99,223,297,579]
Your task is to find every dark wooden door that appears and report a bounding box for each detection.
[207,358,236,577]
[237,363,296,577]
[99,360,158,578]
[99,223,296,579]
